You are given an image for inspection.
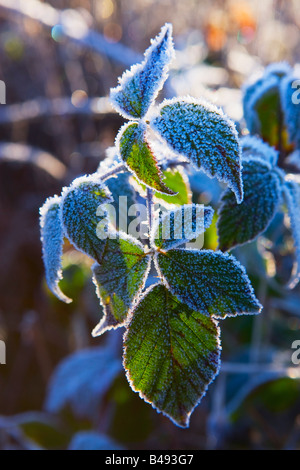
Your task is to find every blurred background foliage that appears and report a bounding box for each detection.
[0,0,300,450]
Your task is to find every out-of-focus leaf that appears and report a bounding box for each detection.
[151,204,214,251]
[61,174,113,262]
[281,74,300,149]
[92,233,151,337]
[240,135,278,166]
[45,346,122,420]
[217,158,283,251]
[283,180,300,288]
[110,23,174,120]
[117,122,175,195]
[14,412,69,449]
[154,167,191,206]
[123,284,220,427]
[39,196,71,304]
[68,431,124,450]
[105,172,137,231]
[155,249,262,318]
[151,97,243,203]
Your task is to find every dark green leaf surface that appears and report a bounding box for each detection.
[151,98,243,203]
[123,284,220,427]
[61,175,113,262]
[92,234,151,336]
[156,249,262,318]
[217,158,283,251]
[118,122,175,195]
[283,180,300,288]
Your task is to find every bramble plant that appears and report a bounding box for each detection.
[40,23,265,428]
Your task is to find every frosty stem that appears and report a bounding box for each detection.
[100,163,127,182]
[146,187,154,237]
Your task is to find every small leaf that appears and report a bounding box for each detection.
[117,122,175,195]
[92,233,151,336]
[155,249,262,318]
[68,431,124,451]
[240,135,278,166]
[151,97,243,203]
[152,204,214,251]
[123,284,220,427]
[61,174,113,262]
[217,158,283,251]
[45,345,122,419]
[280,74,300,149]
[106,172,137,231]
[110,23,174,120]
[39,196,72,304]
[283,180,300,288]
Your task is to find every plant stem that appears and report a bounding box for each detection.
[146,188,154,236]
[100,163,126,181]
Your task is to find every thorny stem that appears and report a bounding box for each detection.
[99,163,126,182]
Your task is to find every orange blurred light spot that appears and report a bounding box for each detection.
[104,23,122,43]
[71,90,88,108]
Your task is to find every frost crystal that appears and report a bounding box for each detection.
[151,97,243,203]
[39,196,71,304]
[110,23,174,120]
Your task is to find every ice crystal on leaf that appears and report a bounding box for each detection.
[151,97,243,203]
[155,249,262,319]
[110,23,174,120]
[123,284,221,428]
[40,196,72,304]
[240,135,278,166]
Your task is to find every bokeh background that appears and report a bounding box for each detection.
[1,0,300,450]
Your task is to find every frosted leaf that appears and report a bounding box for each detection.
[61,174,113,262]
[91,233,151,336]
[151,97,243,203]
[105,172,137,230]
[123,284,220,428]
[217,158,283,251]
[110,23,174,120]
[240,135,278,166]
[68,432,124,451]
[39,196,71,304]
[280,74,300,148]
[283,181,300,288]
[45,345,122,419]
[117,122,175,195]
[97,146,121,176]
[155,249,262,318]
[152,204,214,251]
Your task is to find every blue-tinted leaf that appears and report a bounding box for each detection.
[217,158,283,251]
[151,97,243,203]
[283,180,300,288]
[280,74,300,148]
[110,23,174,120]
[45,345,122,419]
[105,172,137,231]
[68,431,124,451]
[240,135,278,166]
[152,204,214,251]
[39,196,71,304]
[61,174,113,262]
[155,249,262,318]
[92,233,151,337]
[117,122,175,195]
[123,284,220,427]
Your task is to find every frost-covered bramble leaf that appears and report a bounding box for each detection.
[217,158,283,251]
[117,122,176,195]
[61,175,113,262]
[240,135,278,166]
[280,74,300,148]
[283,181,300,288]
[155,249,262,318]
[123,284,220,428]
[105,172,137,231]
[150,97,243,203]
[110,23,174,120]
[39,196,72,304]
[243,63,292,148]
[91,233,151,337]
[68,431,124,451]
[45,345,122,419]
[152,204,214,251]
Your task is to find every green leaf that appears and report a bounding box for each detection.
[123,284,220,427]
[217,158,283,251]
[151,97,243,203]
[155,249,262,318]
[152,204,214,251]
[117,122,175,195]
[39,196,72,304]
[61,175,113,262]
[92,233,151,336]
